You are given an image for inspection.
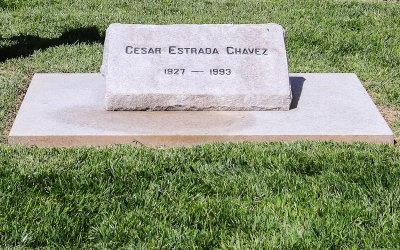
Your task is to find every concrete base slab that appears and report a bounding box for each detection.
[8,73,394,147]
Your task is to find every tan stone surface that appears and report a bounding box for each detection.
[102,23,291,111]
[8,73,394,147]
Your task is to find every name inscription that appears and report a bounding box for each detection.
[125,46,268,55]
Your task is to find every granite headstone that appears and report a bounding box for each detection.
[101,23,292,111]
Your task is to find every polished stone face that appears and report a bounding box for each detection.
[101,23,292,111]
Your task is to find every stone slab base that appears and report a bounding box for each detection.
[8,73,394,147]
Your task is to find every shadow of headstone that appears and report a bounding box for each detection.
[0,26,104,62]
[289,76,305,109]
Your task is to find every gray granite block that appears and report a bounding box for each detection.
[101,23,292,111]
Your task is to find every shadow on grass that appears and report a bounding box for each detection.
[0,26,104,62]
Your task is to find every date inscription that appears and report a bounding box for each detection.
[209,69,231,75]
[164,69,185,75]
[164,68,232,76]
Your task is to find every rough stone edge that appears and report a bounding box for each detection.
[104,93,292,111]
[101,23,122,76]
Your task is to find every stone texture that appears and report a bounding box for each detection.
[101,23,292,111]
[8,73,394,146]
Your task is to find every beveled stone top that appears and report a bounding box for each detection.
[101,23,292,111]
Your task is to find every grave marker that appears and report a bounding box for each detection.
[101,23,292,111]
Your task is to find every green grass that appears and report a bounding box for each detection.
[1,0,400,248]
[1,142,400,248]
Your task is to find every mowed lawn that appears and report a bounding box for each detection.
[1,0,400,248]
